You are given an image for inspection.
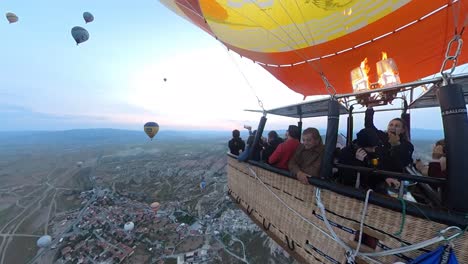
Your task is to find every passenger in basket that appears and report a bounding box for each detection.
[261,130,284,163]
[288,128,324,185]
[228,129,245,156]
[338,128,400,194]
[268,125,301,171]
[238,130,261,162]
[365,107,414,172]
[415,139,447,178]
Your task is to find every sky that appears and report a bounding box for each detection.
[1,0,466,132]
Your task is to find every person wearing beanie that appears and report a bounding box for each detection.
[337,128,399,194]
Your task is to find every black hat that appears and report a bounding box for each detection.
[356,128,380,147]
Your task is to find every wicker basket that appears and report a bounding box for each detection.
[227,156,468,264]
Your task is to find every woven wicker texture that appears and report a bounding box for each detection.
[227,156,468,264]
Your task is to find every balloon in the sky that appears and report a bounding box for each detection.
[163,78,167,82]
[124,222,135,231]
[200,179,206,190]
[144,122,159,140]
[71,26,89,45]
[83,12,94,23]
[150,202,160,212]
[5,12,18,24]
[76,161,83,167]
[37,235,52,248]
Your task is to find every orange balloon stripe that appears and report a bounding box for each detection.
[173,0,468,96]
[223,1,468,95]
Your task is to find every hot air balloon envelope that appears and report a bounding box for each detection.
[150,202,160,209]
[200,180,206,190]
[83,12,94,23]
[144,122,159,139]
[160,1,468,97]
[5,12,18,23]
[71,26,89,45]
[124,222,135,231]
[37,235,52,248]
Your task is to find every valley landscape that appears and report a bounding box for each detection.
[0,129,442,264]
[0,129,295,264]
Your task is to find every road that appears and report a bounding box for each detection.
[215,236,250,264]
[25,155,101,264]
[0,155,102,264]
[0,234,41,238]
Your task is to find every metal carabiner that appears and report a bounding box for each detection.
[445,36,463,59]
[439,226,463,241]
[439,34,464,80]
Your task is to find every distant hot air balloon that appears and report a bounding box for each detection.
[71,26,89,45]
[150,202,160,212]
[76,161,83,167]
[163,78,167,82]
[124,222,134,232]
[83,12,94,23]
[37,235,52,248]
[200,179,206,191]
[5,12,18,24]
[144,122,159,140]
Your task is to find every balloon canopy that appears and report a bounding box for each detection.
[160,0,468,96]
[37,235,52,248]
[5,12,18,23]
[124,222,135,231]
[163,78,167,82]
[71,26,90,45]
[200,180,206,190]
[144,122,159,139]
[83,12,94,23]
[150,202,160,213]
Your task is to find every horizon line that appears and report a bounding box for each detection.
[0,127,445,133]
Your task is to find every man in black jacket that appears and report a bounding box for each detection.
[228,129,245,156]
[338,128,399,194]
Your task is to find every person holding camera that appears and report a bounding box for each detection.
[338,128,400,194]
[238,130,261,162]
